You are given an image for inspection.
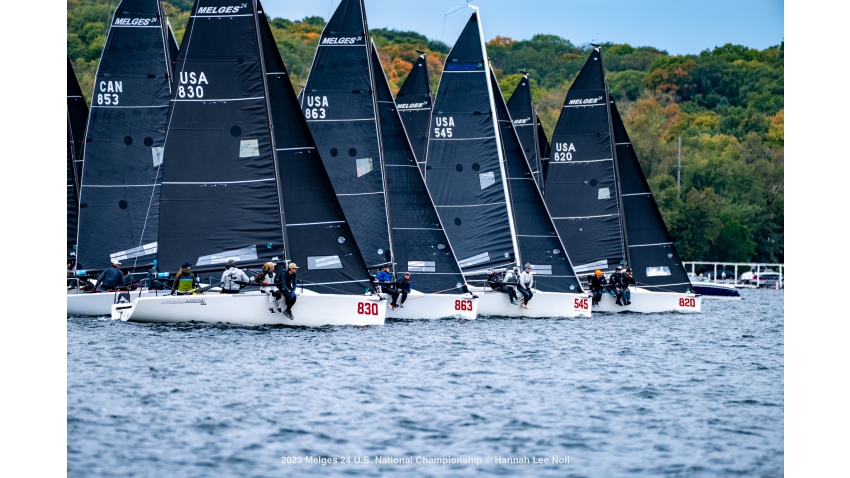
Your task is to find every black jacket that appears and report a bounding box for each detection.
[622,274,635,288]
[486,273,505,290]
[588,274,606,291]
[95,267,126,290]
[608,272,624,289]
[277,271,297,292]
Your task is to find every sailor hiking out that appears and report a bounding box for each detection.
[588,270,606,307]
[252,262,278,314]
[376,265,401,309]
[622,268,635,305]
[486,269,519,306]
[94,260,128,292]
[397,272,411,307]
[517,264,534,309]
[170,262,198,295]
[608,266,625,306]
[220,259,248,294]
[275,263,299,319]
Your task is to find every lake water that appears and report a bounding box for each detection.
[68,289,783,477]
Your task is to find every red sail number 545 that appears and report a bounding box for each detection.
[574,298,589,309]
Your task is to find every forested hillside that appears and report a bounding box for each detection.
[67,0,783,263]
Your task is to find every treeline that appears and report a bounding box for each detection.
[67,1,784,263]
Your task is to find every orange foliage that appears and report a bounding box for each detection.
[488,36,515,46]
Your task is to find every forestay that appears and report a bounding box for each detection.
[490,70,583,294]
[259,5,374,294]
[67,58,88,259]
[544,48,626,275]
[424,11,516,273]
[611,98,692,293]
[395,53,432,172]
[371,42,467,294]
[75,0,174,271]
[300,0,391,268]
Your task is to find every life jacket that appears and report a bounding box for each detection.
[175,268,195,292]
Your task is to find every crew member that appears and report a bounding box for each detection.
[170,262,197,295]
[220,259,248,294]
[608,266,625,306]
[94,260,127,292]
[517,263,534,309]
[588,270,606,307]
[486,269,518,305]
[622,268,635,305]
[253,262,278,314]
[397,272,412,307]
[376,265,400,309]
[147,259,165,290]
[276,263,299,319]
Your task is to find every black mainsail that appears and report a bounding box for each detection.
[67,58,88,259]
[157,0,282,274]
[506,74,543,191]
[75,0,175,271]
[610,98,691,292]
[371,42,467,294]
[490,70,582,293]
[259,4,373,294]
[395,52,432,172]
[424,10,517,272]
[543,47,625,275]
[300,0,391,269]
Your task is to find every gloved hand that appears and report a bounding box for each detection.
[290,291,296,299]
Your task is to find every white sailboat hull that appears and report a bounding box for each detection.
[470,287,592,318]
[111,291,386,327]
[595,288,702,313]
[67,289,163,316]
[379,292,478,320]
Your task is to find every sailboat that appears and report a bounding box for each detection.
[67,58,88,261]
[424,6,590,318]
[544,47,701,313]
[506,73,545,192]
[395,51,432,173]
[68,0,177,316]
[114,0,385,326]
[298,0,477,320]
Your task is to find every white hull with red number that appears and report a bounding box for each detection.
[469,288,591,318]
[379,291,478,320]
[68,289,164,316]
[594,287,701,313]
[111,291,386,326]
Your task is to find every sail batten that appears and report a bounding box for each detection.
[75,0,173,270]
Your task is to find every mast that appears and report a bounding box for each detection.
[253,0,289,262]
[598,46,631,268]
[474,5,521,267]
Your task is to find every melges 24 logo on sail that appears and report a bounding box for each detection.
[196,3,248,14]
